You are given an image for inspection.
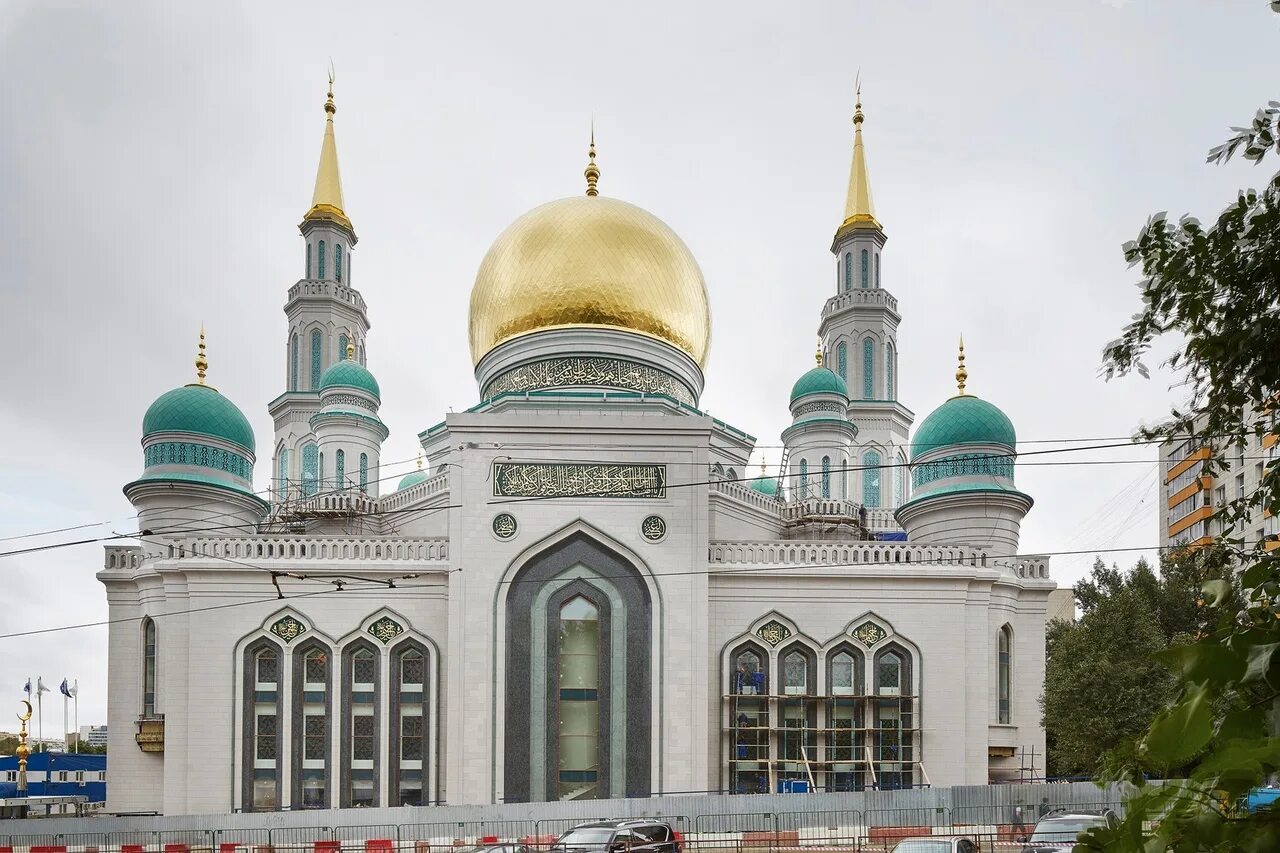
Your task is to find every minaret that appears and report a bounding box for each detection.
[269,75,373,501]
[817,85,914,514]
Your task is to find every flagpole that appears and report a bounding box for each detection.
[63,689,68,754]
[37,680,43,750]
[73,680,79,754]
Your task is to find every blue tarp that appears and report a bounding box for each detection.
[875,531,908,541]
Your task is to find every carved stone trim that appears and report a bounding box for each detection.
[483,356,695,405]
[493,463,667,499]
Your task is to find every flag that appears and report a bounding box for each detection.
[69,682,78,698]
[36,677,49,695]
[23,678,30,695]
[59,679,72,698]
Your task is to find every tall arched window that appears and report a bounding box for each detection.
[359,453,369,493]
[821,456,831,498]
[875,253,881,287]
[290,333,299,391]
[860,249,869,288]
[391,642,428,806]
[837,342,848,381]
[306,243,312,279]
[277,450,289,496]
[843,252,852,292]
[342,642,379,808]
[873,646,915,790]
[310,330,323,389]
[798,458,809,497]
[338,334,349,361]
[897,452,908,506]
[242,641,282,811]
[863,450,882,507]
[334,244,343,282]
[828,646,864,791]
[301,443,318,497]
[335,449,345,489]
[998,626,1012,724]
[318,452,325,491]
[293,644,331,809]
[886,342,895,399]
[783,650,808,695]
[558,595,600,800]
[778,644,815,791]
[318,240,326,278]
[729,643,768,794]
[862,338,875,399]
[142,618,157,717]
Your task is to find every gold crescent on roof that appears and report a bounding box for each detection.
[17,700,32,722]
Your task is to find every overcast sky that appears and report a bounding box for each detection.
[1,0,1275,728]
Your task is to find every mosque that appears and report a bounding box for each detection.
[98,82,1055,815]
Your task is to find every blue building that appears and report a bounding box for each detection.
[0,752,106,805]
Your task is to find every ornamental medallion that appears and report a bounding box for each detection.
[269,615,307,643]
[492,513,518,539]
[641,515,667,541]
[367,616,404,644]
[493,462,667,499]
[852,621,887,647]
[756,619,792,647]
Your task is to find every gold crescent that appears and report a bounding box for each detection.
[17,700,32,722]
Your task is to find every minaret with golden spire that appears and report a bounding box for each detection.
[840,80,880,233]
[584,123,601,197]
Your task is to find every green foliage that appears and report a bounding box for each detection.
[1085,46,1280,848]
[1043,551,1238,777]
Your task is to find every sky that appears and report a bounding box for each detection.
[1,0,1276,729]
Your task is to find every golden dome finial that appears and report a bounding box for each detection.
[584,121,601,197]
[325,62,336,116]
[853,72,864,126]
[346,340,356,360]
[416,450,424,471]
[955,334,968,396]
[195,326,209,385]
[815,338,824,367]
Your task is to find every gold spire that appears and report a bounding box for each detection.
[416,450,425,471]
[195,326,209,385]
[955,335,968,396]
[815,338,824,367]
[346,340,356,360]
[840,79,881,232]
[303,69,353,232]
[584,122,601,197]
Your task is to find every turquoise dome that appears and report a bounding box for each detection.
[750,474,779,497]
[790,366,848,402]
[398,470,429,490]
[142,384,255,453]
[319,359,380,399]
[911,394,1016,461]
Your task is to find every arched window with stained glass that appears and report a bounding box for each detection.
[860,249,869,288]
[837,342,848,381]
[318,240,326,279]
[335,449,345,490]
[310,330,323,389]
[142,618,157,717]
[277,449,289,496]
[338,334,349,361]
[798,458,809,498]
[821,456,831,498]
[302,443,319,497]
[863,450,882,507]
[843,252,852,292]
[319,452,325,491]
[558,595,601,800]
[998,625,1012,724]
[293,643,331,809]
[334,244,343,282]
[306,243,312,279]
[862,338,874,399]
[897,452,908,506]
[875,253,881,287]
[359,453,368,493]
[886,341,895,400]
[290,333,299,391]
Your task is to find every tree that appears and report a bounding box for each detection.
[1043,550,1240,778]
[1083,15,1280,847]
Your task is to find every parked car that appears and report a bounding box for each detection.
[551,820,680,853]
[890,838,980,853]
[1020,810,1118,851]
[456,846,532,853]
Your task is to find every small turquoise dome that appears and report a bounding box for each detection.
[750,475,779,497]
[790,366,848,402]
[911,394,1016,461]
[320,359,380,399]
[398,470,429,490]
[142,384,255,453]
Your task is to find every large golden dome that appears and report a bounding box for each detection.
[468,195,711,367]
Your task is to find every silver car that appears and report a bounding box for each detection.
[890,838,980,853]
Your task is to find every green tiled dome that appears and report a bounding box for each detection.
[398,470,429,490]
[790,366,848,402]
[320,360,380,399]
[142,384,255,453]
[911,394,1015,461]
[750,475,779,497]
